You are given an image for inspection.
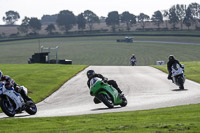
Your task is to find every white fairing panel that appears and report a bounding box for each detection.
[172,64,184,77]
[0,83,23,110]
[90,77,101,89]
[131,58,136,62]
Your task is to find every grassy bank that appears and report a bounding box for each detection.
[0,103,200,133]
[0,64,87,103]
[154,61,200,83]
[0,36,200,65]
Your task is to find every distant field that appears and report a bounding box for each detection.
[0,36,200,65]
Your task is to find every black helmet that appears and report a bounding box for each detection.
[87,70,95,79]
[169,55,175,61]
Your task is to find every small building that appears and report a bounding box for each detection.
[28,52,72,64]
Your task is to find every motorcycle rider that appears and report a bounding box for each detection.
[0,70,31,101]
[130,54,136,66]
[87,70,124,104]
[167,55,182,80]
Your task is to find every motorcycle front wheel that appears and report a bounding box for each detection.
[25,101,37,115]
[120,96,128,107]
[178,76,184,90]
[0,97,15,117]
[98,93,114,108]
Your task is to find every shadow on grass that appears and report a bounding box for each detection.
[172,89,188,91]
[91,106,122,111]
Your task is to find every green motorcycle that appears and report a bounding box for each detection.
[90,77,127,108]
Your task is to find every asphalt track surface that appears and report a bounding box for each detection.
[1,66,200,118]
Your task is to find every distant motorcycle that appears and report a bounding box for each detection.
[0,82,37,117]
[171,63,185,90]
[130,58,136,66]
[89,77,127,108]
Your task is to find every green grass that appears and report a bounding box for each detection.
[0,104,200,133]
[0,64,87,103]
[0,36,200,65]
[154,61,200,83]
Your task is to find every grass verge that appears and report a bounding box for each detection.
[0,64,87,103]
[0,104,200,133]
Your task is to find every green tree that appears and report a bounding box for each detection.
[175,4,187,30]
[188,3,200,28]
[3,10,20,25]
[77,13,86,31]
[183,7,193,30]
[56,10,76,33]
[121,11,136,31]
[163,10,170,29]
[45,24,56,34]
[168,6,179,30]
[17,17,30,34]
[138,13,150,30]
[29,17,41,33]
[151,10,163,29]
[106,11,120,32]
[83,10,100,31]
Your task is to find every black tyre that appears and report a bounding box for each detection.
[0,97,15,117]
[25,101,37,115]
[179,85,184,90]
[120,96,128,107]
[98,93,114,108]
[178,76,184,90]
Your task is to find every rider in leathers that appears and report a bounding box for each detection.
[167,55,182,80]
[0,70,31,101]
[87,70,123,104]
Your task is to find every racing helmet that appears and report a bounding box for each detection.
[87,70,95,79]
[169,55,175,61]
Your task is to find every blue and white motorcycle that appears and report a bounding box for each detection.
[0,82,37,117]
[171,63,185,90]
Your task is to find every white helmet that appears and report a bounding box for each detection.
[0,70,3,80]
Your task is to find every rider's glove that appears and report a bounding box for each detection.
[167,75,172,80]
[103,77,108,83]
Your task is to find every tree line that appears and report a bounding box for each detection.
[2,2,200,35]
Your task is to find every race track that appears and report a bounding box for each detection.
[1,66,200,118]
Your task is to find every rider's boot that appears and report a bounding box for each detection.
[118,93,124,99]
[21,90,31,101]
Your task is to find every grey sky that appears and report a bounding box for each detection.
[0,0,198,24]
